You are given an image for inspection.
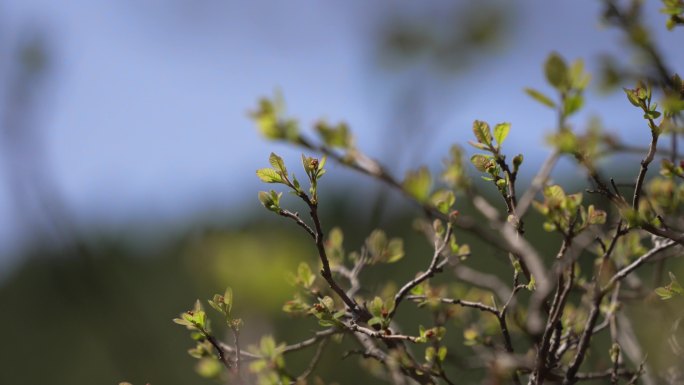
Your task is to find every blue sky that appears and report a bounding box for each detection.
[0,0,682,269]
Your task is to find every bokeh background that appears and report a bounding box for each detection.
[1,1,683,384]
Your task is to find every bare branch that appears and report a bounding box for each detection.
[632,126,659,210]
[389,224,452,320]
[603,240,677,293]
[230,326,243,383]
[295,192,372,322]
[217,328,340,360]
[297,339,329,381]
[517,151,561,218]
[347,322,420,343]
[278,209,316,239]
[453,265,513,304]
[406,295,498,316]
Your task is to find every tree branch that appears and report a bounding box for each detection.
[388,224,452,320]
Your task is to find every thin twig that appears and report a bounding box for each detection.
[574,368,635,381]
[388,224,452,320]
[632,126,659,210]
[296,134,544,263]
[297,338,329,381]
[517,151,561,218]
[603,240,677,293]
[230,326,243,383]
[563,240,675,384]
[279,209,316,239]
[297,192,372,322]
[206,334,233,369]
[217,328,340,359]
[406,295,498,315]
[453,265,513,304]
[347,322,420,343]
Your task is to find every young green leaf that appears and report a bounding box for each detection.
[545,52,568,89]
[258,190,281,212]
[524,88,557,108]
[563,94,584,116]
[297,262,315,289]
[623,88,642,107]
[256,168,283,184]
[269,152,287,175]
[569,58,591,90]
[431,190,456,214]
[472,120,493,146]
[587,205,607,225]
[367,230,405,263]
[249,94,300,141]
[493,122,511,148]
[315,120,353,148]
[250,98,280,139]
[385,239,405,263]
[438,346,448,362]
[403,166,432,202]
[369,296,384,317]
[470,154,492,172]
[425,346,436,362]
[224,287,233,316]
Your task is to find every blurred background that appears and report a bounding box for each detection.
[1,1,684,384]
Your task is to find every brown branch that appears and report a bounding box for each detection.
[562,292,603,385]
[282,328,340,354]
[230,326,243,383]
[278,209,316,239]
[641,224,684,246]
[632,126,659,210]
[295,191,372,322]
[602,142,674,158]
[453,265,513,304]
[494,152,519,219]
[471,193,551,310]
[297,339,329,381]
[388,224,451,320]
[206,334,233,369]
[296,135,529,257]
[217,328,340,360]
[332,250,367,299]
[602,240,677,293]
[298,134,557,306]
[559,226,624,385]
[602,0,675,88]
[499,285,526,385]
[406,295,498,315]
[563,240,675,384]
[574,369,636,381]
[530,238,576,385]
[347,322,420,343]
[516,151,561,218]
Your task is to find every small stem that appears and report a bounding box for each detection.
[230,327,243,383]
[297,339,329,381]
[389,225,451,320]
[632,127,659,210]
[279,209,315,239]
[406,295,499,315]
[299,192,372,322]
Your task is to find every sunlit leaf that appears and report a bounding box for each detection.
[493,122,511,147]
[524,88,556,108]
[545,52,568,89]
[470,154,492,172]
[472,120,492,146]
[256,168,283,183]
[403,166,432,202]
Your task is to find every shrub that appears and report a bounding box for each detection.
[174,2,684,384]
